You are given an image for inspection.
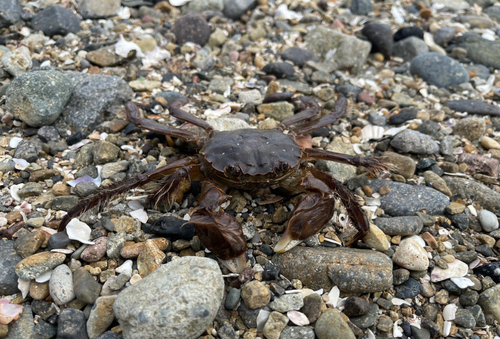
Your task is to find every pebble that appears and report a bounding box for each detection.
[395,278,423,298]
[114,256,224,339]
[280,326,315,339]
[57,308,88,339]
[390,130,439,154]
[392,238,429,271]
[343,297,370,317]
[315,309,355,339]
[263,311,288,339]
[15,252,66,280]
[444,177,500,213]
[282,47,314,67]
[223,0,256,19]
[273,247,392,292]
[5,305,34,339]
[393,36,429,62]
[73,267,101,305]
[446,100,500,116]
[382,152,415,178]
[374,216,423,236]
[49,264,75,305]
[241,280,271,309]
[225,287,240,310]
[13,230,45,258]
[410,52,469,87]
[143,215,195,240]
[362,23,393,59]
[394,26,424,41]
[349,304,379,329]
[172,14,211,46]
[269,294,303,313]
[477,210,499,232]
[301,293,322,323]
[86,295,117,339]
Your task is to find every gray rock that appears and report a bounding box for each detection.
[443,176,500,213]
[106,232,127,259]
[349,304,379,329]
[453,117,486,141]
[477,210,499,232]
[411,327,431,339]
[37,126,60,142]
[79,0,120,18]
[63,72,133,132]
[33,319,57,339]
[0,159,15,173]
[305,26,371,74]
[433,27,455,47]
[49,264,75,305]
[280,326,315,339]
[456,33,500,69]
[57,308,88,339]
[87,295,117,339]
[187,0,224,13]
[208,77,234,94]
[374,216,423,235]
[410,53,469,87]
[393,36,429,62]
[0,240,22,295]
[466,64,489,80]
[114,257,224,339]
[484,6,500,22]
[390,130,439,154]
[225,287,240,310]
[361,23,393,59]
[315,309,356,339]
[31,6,81,36]
[74,267,102,305]
[348,178,450,216]
[51,195,79,211]
[272,247,393,292]
[13,140,39,163]
[6,305,34,339]
[0,0,23,28]
[101,160,129,179]
[269,294,304,312]
[350,0,372,15]
[223,0,256,19]
[454,308,476,328]
[18,182,43,198]
[6,70,73,127]
[445,100,500,116]
[282,47,315,67]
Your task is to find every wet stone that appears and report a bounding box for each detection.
[349,304,379,329]
[225,287,241,310]
[272,247,392,292]
[460,290,479,306]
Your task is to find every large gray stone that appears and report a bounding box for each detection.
[456,32,500,69]
[443,176,500,213]
[114,257,224,339]
[410,53,469,87]
[6,70,73,127]
[272,247,392,292]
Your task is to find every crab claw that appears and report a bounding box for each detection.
[189,211,247,273]
[274,228,302,253]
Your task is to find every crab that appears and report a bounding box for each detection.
[58,93,391,273]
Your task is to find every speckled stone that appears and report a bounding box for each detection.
[0,240,22,295]
[374,216,423,236]
[13,230,46,258]
[49,264,75,305]
[15,252,66,280]
[315,309,355,339]
[74,267,102,305]
[273,247,392,292]
[263,311,288,339]
[80,236,108,262]
[478,284,500,322]
[86,295,117,339]
[392,238,429,271]
[269,293,303,313]
[241,280,271,309]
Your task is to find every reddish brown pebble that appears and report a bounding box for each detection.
[80,237,108,262]
[362,185,373,197]
[110,120,129,133]
[421,232,438,249]
[357,90,375,105]
[419,8,432,19]
[378,185,390,195]
[6,210,22,224]
[52,183,71,196]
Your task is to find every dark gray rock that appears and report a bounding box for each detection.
[272,247,393,292]
[484,6,500,22]
[13,140,40,163]
[6,305,34,339]
[460,290,479,306]
[393,36,428,61]
[0,240,22,295]
[444,100,500,115]
[33,319,57,339]
[374,216,423,235]
[262,62,295,79]
[454,309,476,328]
[63,72,133,132]
[225,287,240,310]
[51,195,79,211]
[343,297,370,317]
[395,278,423,298]
[389,107,418,125]
[6,70,73,127]
[394,26,424,41]
[410,53,469,87]
[57,308,88,339]
[411,327,431,339]
[31,6,81,36]
[74,267,102,305]
[172,14,211,46]
[335,85,363,100]
[349,304,379,329]
[347,178,450,216]
[48,231,70,249]
[282,47,314,67]
[143,215,195,240]
[362,23,393,59]
[37,126,60,142]
[223,0,256,19]
[95,332,123,339]
[315,309,356,339]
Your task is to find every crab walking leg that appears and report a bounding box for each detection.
[274,173,337,253]
[292,96,348,135]
[57,156,201,232]
[189,182,247,273]
[304,148,393,176]
[168,98,215,133]
[274,169,370,253]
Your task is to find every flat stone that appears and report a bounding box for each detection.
[382,152,415,179]
[315,309,355,339]
[410,53,469,87]
[15,252,66,280]
[272,247,392,292]
[375,216,423,236]
[445,100,500,116]
[74,267,102,305]
[390,130,439,154]
[49,264,75,305]
[87,295,117,339]
[57,308,88,339]
[443,176,500,213]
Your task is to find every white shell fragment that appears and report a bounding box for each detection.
[116,260,133,277]
[384,125,408,136]
[393,322,403,338]
[274,4,303,20]
[17,278,30,299]
[9,137,23,148]
[66,219,95,245]
[430,259,468,282]
[115,35,145,58]
[35,270,52,283]
[361,124,385,140]
[443,321,452,336]
[12,158,29,170]
[391,298,411,306]
[443,304,457,321]
[450,277,475,289]
[130,209,148,223]
[10,184,23,202]
[169,0,191,6]
[287,310,310,326]
[326,286,340,307]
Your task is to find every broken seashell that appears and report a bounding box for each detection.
[287,310,310,326]
[443,304,457,321]
[9,137,23,148]
[66,219,95,245]
[169,0,191,6]
[450,277,475,289]
[13,158,29,170]
[17,278,30,299]
[116,260,133,277]
[361,124,385,140]
[391,298,411,306]
[35,270,52,283]
[130,209,148,223]
[430,259,468,282]
[10,183,23,202]
[326,286,340,307]
[0,299,23,325]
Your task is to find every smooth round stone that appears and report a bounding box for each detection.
[49,264,75,305]
[86,295,117,339]
[433,27,455,47]
[15,252,66,280]
[454,309,476,328]
[394,26,424,41]
[262,62,295,79]
[477,210,499,232]
[80,236,108,262]
[362,23,393,59]
[343,297,370,317]
[142,215,195,240]
[225,287,240,310]
[390,130,439,154]
[375,216,423,236]
[410,53,469,88]
[459,290,479,306]
[172,14,211,46]
[301,293,322,323]
[392,238,429,271]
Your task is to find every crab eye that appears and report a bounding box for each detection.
[224,164,242,177]
[274,161,290,174]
